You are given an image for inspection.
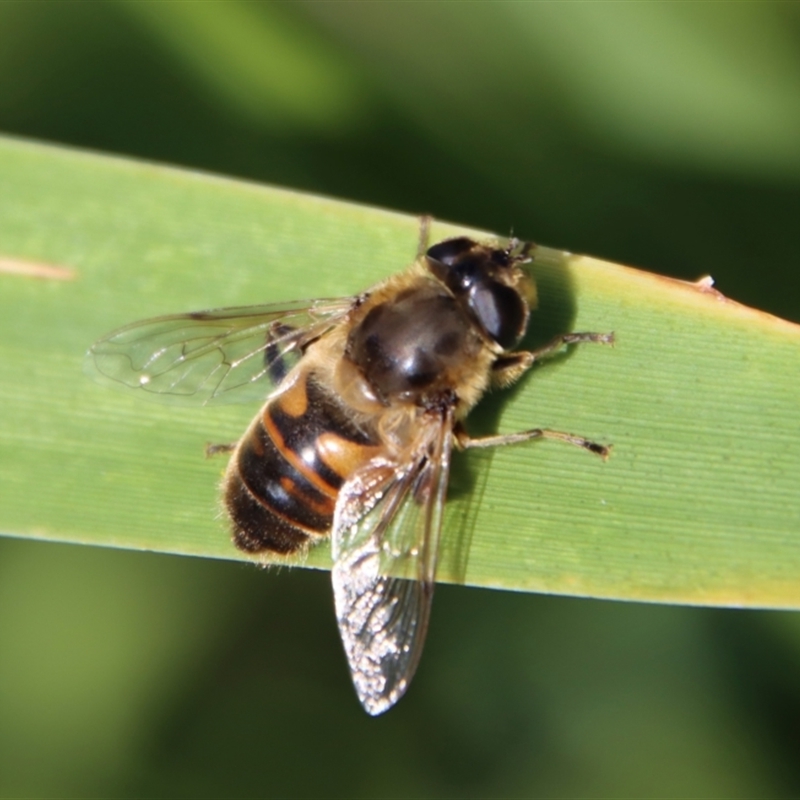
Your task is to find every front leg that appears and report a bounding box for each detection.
[492,331,614,387]
[455,423,611,460]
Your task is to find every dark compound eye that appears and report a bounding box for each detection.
[468,282,526,349]
[439,255,484,294]
[425,237,475,266]
[425,237,529,349]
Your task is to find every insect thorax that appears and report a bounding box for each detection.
[344,281,486,408]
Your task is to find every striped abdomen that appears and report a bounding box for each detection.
[224,369,380,555]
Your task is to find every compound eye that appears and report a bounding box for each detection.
[445,255,486,294]
[469,282,527,349]
[426,241,487,295]
[425,237,475,267]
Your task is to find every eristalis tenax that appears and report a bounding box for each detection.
[87,219,613,715]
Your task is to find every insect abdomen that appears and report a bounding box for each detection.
[225,370,378,555]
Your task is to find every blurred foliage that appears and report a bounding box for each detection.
[1,1,800,797]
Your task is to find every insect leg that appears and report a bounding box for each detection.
[492,331,614,386]
[456,425,611,460]
[416,215,433,258]
[205,442,237,457]
[264,322,297,384]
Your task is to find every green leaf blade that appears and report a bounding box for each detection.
[1,135,798,609]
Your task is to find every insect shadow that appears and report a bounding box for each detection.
[441,253,582,585]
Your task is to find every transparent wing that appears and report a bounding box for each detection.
[331,409,453,716]
[85,298,353,405]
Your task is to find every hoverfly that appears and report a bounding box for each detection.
[88,221,612,715]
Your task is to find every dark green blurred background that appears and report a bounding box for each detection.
[2,2,800,797]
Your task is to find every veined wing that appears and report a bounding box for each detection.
[85,298,353,405]
[331,409,453,716]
